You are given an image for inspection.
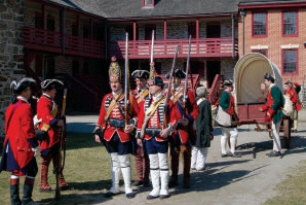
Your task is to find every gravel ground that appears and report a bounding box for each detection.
[66,109,306,205]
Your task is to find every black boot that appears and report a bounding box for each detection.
[10,178,21,205]
[21,178,39,205]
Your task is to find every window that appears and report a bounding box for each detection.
[283,11,297,35]
[283,50,297,73]
[253,12,267,36]
[251,49,267,56]
[142,0,154,7]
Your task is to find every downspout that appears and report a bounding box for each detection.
[240,10,246,56]
[104,20,108,60]
[231,13,235,60]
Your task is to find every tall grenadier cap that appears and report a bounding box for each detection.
[109,56,122,82]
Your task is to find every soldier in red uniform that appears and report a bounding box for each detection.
[259,73,284,157]
[36,79,69,192]
[93,57,139,199]
[284,80,301,132]
[130,70,150,187]
[136,76,178,200]
[0,78,42,205]
[166,69,199,188]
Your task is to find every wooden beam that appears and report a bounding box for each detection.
[164,20,167,40]
[196,18,199,39]
[133,21,137,41]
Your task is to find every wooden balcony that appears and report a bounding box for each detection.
[23,26,104,58]
[109,38,238,59]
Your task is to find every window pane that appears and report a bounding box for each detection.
[145,0,153,5]
[253,13,266,35]
[283,12,297,35]
[284,50,297,73]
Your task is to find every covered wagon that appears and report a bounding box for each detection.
[233,53,291,148]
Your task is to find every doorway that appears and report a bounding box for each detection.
[206,61,220,88]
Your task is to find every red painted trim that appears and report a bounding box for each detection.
[108,14,234,22]
[282,10,298,37]
[142,0,155,7]
[108,38,237,59]
[252,11,268,37]
[239,2,306,9]
[133,22,137,41]
[282,49,299,76]
[164,20,167,40]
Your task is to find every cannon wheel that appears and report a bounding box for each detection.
[283,117,291,149]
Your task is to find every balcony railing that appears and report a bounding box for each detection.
[109,38,238,59]
[23,26,104,58]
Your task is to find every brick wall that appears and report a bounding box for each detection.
[238,9,306,85]
[0,0,25,137]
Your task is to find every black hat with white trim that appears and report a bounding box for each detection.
[41,79,64,90]
[165,68,186,79]
[10,77,36,94]
[131,70,150,79]
[223,79,233,87]
[264,73,275,82]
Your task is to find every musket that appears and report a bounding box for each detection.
[149,30,155,80]
[55,88,67,200]
[124,33,130,125]
[182,35,192,117]
[163,45,179,129]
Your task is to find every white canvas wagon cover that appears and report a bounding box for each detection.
[233,53,283,103]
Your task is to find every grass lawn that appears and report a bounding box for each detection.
[0,132,135,205]
[264,161,306,205]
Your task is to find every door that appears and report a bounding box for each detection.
[206,23,221,53]
[206,61,220,88]
[145,25,156,40]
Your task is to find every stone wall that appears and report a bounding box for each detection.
[0,0,25,137]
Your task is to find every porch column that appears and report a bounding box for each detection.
[133,21,137,41]
[196,18,199,39]
[76,14,80,36]
[41,4,46,29]
[164,20,167,40]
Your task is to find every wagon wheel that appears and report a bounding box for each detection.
[282,117,291,149]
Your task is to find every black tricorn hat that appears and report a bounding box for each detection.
[41,79,64,90]
[264,73,275,81]
[223,79,233,87]
[152,76,164,87]
[284,79,292,85]
[10,77,36,94]
[165,68,186,79]
[131,70,150,79]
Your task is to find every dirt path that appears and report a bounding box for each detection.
[67,110,306,205]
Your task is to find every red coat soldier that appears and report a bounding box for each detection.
[284,80,301,132]
[0,78,41,205]
[166,69,199,188]
[137,76,178,200]
[94,57,139,198]
[259,73,284,157]
[36,79,69,192]
[130,70,150,187]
